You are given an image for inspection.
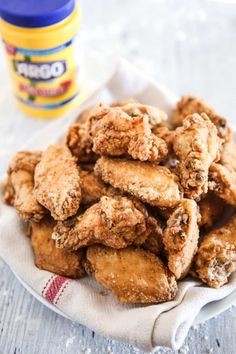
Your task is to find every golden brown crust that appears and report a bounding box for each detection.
[152,126,175,151]
[209,139,236,206]
[120,102,168,127]
[85,245,177,304]
[3,175,16,206]
[52,196,152,250]
[80,170,117,206]
[193,213,236,288]
[163,199,199,279]
[34,145,81,221]
[3,151,46,222]
[172,95,232,141]
[31,217,86,278]
[198,194,226,229]
[94,156,182,208]
[141,216,164,255]
[65,123,96,162]
[88,102,168,162]
[173,113,222,200]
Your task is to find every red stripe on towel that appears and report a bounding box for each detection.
[43,275,69,304]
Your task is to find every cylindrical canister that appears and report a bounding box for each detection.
[0,0,86,118]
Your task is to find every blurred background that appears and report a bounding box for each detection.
[1,0,236,173]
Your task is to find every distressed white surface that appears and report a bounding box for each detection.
[0,0,236,353]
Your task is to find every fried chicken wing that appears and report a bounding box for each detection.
[31,217,85,278]
[65,122,96,162]
[3,151,46,222]
[163,199,199,279]
[173,113,222,200]
[84,245,177,304]
[172,95,232,141]
[52,196,153,250]
[88,102,168,162]
[80,170,117,206]
[209,138,236,206]
[193,213,236,288]
[198,194,226,229]
[34,145,81,221]
[94,156,182,207]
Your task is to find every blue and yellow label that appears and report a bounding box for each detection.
[4,37,80,113]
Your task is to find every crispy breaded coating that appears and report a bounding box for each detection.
[34,145,81,221]
[88,102,168,162]
[172,95,232,141]
[120,102,168,127]
[3,151,46,222]
[94,156,182,208]
[80,170,117,205]
[193,213,236,288]
[31,217,85,278]
[3,176,15,206]
[163,199,199,279]
[65,123,96,162]
[84,245,177,304]
[209,138,236,206]
[112,100,168,130]
[141,215,164,255]
[52,196,153,250]
[152,126,174,151]
[198,194,226,229]
[173,113,222,200]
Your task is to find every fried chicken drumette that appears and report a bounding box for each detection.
[172,95,232,141]
[84,245,177,304]
[52,196,154,250]
[173,113,222,200]
[34,145,81,221]
[31,217,86,278]
[193,213,236,288]
[95,157,182,208]
[209,138,236,206]
[3,151,46,222]
[163,199,199,279]
[88,102,168,162]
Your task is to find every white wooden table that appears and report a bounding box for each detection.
[1,0,236,353]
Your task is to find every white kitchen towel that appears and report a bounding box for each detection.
[0,59,236,352]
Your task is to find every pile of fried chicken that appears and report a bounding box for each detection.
[3,95,236,304]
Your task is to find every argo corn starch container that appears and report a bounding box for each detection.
[0,0,86,118]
